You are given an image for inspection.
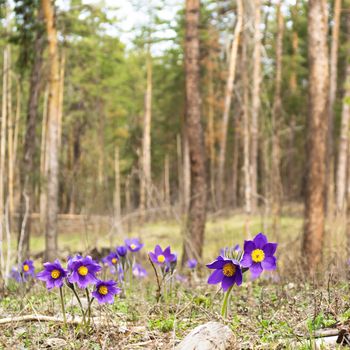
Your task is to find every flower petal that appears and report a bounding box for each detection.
[250,262,263,279]
[221,276,235,291]
[253,233,268,249]
[208,269,224,284]
[234,268,243,286]
[206,257,225,269]
[261,256,277,270]
[154,245,162,255]
[263,243,277,256]
[240,252,252,267]
[243,240,255,253]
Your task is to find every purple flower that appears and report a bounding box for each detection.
[116,246,127,257]
[176,274,188,283]
[9,267,23,283]
[68,256,102,288]
[206,256,242,291]
[105,252,119,267]
[240,233,277,279]
[22,260,35,277]
[125,238,144,252]
[187,259,197,269]
[92,280,121,304]
[36,259,68,289]
[132,263,147,278]
[149,245,176,266]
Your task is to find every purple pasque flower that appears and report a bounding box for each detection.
[116,246,127,257]
[206,256,242,291]
[240,232,277,279]
[10,267,23,283]
[149,245,176,266]
[22,260,35,277]
[125,238,144,252]
[132,263,147,278]
[92,280,121,304]
[105,252,119,267]
[68,256,101,288]
[187,259,197,269]
[36,259,68,289]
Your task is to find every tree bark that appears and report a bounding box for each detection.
[42,0,61,261]
[336,11,350,213]
[303,0,329,273]
[114,145,122,233]
[250,0,262,213]
[164,154,170,214]
[140,50,152,221]
[271,1,284,236]
[182,0,207,263]
[18,16,44,258]
[217,0,242,209]
[326,0,342,215]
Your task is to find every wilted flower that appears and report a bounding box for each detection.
[240,233,277,279]
[68,256,101,288]
[37,259,67,289]
[132,263,147,278]
[125,238,144,252]
[92,280,121,304]
[22,260,35,277]
[149,245,176,266]
[207,256,242,291]
[187,259,197,269]
[116,246,127,257]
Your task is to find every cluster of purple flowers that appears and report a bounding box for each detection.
[207,233,277,291]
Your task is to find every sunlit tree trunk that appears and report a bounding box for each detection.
[42,0,61,261]
[140,49,152,221]
[303,0,329,273]
[217,0,242,208]
[182,0,207,263]
[336,11,350,213]
[326,0,342,215]
[271,1,284,236]
[18,17,44,258]
[250,0,262,213]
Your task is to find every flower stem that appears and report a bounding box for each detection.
[221,285,234,318]
[71,286,86,325]
[85,288,91,326]
[59,287,67,327]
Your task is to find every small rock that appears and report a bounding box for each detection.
[176,322,236,350]
[45,337,67,349]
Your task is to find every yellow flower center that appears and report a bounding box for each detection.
[251,249,265,263]
[23,264,29,272]
[130,244,136,250]
[111,258,117,264]
[223,263,236,277]
[157,254,165,263]
[51,269,61,279]
[98,285,108,295]
[78,266,88,276]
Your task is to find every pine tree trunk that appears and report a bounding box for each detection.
[336,11,350,213]
[303,0,329,273]
[326,0,342,215]
[164,154,170,215]
[18,20,44,258]
[271,1,284,236]
[217,0,242,208]
[140,51,152,221]
[232,115,240,208]
[250,0,262,213]
[182,0,207,263]
[57,49,65,149]
[42,0,61,261]
[114,145,122,233]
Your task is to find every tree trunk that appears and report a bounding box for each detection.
[18,17,44,259]
[217,0,242,208]
[164,154,170,214]
[250,0,262,213]
[140,50,152,221]
[326,0,342,215]
[183,128,191,214]
[336,11,350,213]
[182,0,207,263]
[114,145,122,233]
[42,0,61,261]
[271,1,284,236]
[303,0,329,273]
[57,49,65,149]
[232,114,240,208]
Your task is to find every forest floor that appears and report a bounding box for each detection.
[0,210,349,349]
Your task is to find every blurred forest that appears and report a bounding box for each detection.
[0,0,346,273]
